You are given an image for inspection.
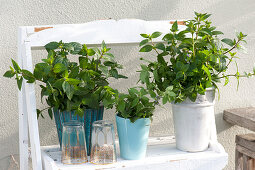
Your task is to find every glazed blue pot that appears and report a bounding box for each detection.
[53,106,104,155]
[116,115,151,160]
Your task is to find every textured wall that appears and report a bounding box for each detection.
[1,0,255,169]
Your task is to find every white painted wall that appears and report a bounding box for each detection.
[1,0,255,169]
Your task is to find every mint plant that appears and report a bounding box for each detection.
[114,87,157,123]
[4,41,127,118]
[139,12,254,104]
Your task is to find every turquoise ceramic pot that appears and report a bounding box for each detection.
[116,115,151,160]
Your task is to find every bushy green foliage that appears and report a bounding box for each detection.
[139,12,254,104]
[4,41,127,118]
[114,87,157,123]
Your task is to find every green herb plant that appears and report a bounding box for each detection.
[4,41,127,118]
[139,12,254,104]
[114,87,158,123]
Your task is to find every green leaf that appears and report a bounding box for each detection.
[17,77,23,90]
[118,74,128,79]
[151,32,162,38]
[224,76,229,86]
[212,31,224,35]
[48,108,53,119]
[63,43,74,51]
[62,81,74,100]
[101,40,107,52]
[139,39,149,46]
[162,33,174,41]
[21,69,34,80]
[149,90,156,98]
[68,42,82,54]
[53,63,66,73]
[104,53,115,60]
[176,71,183,79]
[154,43,165,51]
[222,38,235,46]
[202,13,211,20]
[139,45,153,52]
[11,59,21,72]
[66,78,82,85]
[104,61,115,67]
[202,65,211,81]
[140,70,149,83]
[140,34,149,38]
[162,95,168,104]
[118,100,125,113]
[131,98,139,108]
[44,42,59,51]
[3,70,15,78]
[87,49,96,56]
[110,69,118,79]
[171,21,178,32]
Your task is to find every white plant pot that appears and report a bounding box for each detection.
[172,88,215,152]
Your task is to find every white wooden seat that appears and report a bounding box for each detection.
[18,19,228,170]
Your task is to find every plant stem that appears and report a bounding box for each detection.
[223,39,241,55]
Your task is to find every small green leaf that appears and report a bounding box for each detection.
[140,34,149,38]
[149,90,156,98]
[151,32,162,38]
[139,45,153,52]
[131,98,139,108]
[171,21,178,32]
[44,42,59,51]
[162,95,168,104]
[118,100,125,113]
[87,49,96,56]
[222,38,235,46]
[224,76,229,86]
[53,63,66,73]
[17,77,23,90]
[212,31,224,35]
[139,39,149,46]
[110,69,118,79]
[3,70,15,78]
[11,59,21,72]
[66,78,82,85]
[202,65,211,81]
[154,43,165,51]
[48,108,53,119]
[21,69,34,80]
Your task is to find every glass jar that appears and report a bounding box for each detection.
[61,121,88,164]
[90,120,117,164]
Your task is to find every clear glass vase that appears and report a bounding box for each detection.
[61,121,88,164]
[90,120,117,164]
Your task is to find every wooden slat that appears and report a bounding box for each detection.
[223,107,255,131]
[236,134,255,153]
[243,155,249,170]
[235,149,243,170]
[26,19,187,49]
[236,145,255,159]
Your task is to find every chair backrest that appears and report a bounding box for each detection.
[18,19,186,170]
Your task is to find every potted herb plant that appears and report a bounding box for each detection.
[115,87,157,160]
[3,40,127,155]
[138,12,255,152]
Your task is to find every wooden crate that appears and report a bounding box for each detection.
[235,134,255,170]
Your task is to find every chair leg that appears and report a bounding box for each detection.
[236,148,243,170]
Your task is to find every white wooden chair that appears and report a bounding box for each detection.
[18,19,228,170]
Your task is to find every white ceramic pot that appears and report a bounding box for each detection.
[172,88,215,152]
